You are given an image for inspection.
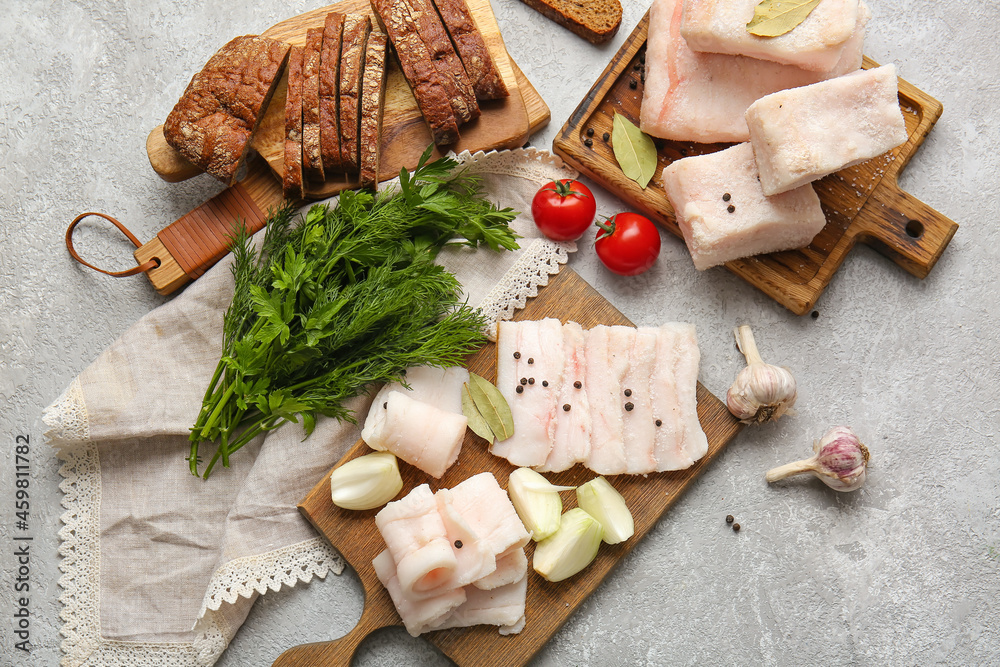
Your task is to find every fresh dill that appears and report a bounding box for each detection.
[189,148,519,478]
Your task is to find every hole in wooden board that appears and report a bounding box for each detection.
[905,220,924,238]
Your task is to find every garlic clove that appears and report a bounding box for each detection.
[575,477,634,545]
[765,425,869,492]
[726,325,797,424]
[532,508,604,582]
[330,451,404,510]
[507,468,572,541]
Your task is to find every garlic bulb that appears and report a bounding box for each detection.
[576,477,634,545]
[507,468,574,541]
[765,426,870,492]
[532,508,604,582]
[726,325,797,424]
[330,452,403,510]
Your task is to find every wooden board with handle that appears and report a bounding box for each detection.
[552,12,959,316]
[146,0,530,198]
[273,268,743,667]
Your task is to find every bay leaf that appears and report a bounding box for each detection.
[611,113,657,189]
[747,0,824,37]
[468,372,514,442]
[462,382,496,442]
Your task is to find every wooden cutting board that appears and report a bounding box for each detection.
[146,0,531,198]
[552,12,959,316]
[273,268,743,667]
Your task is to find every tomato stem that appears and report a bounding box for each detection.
[595,216,616,239]
[546,179,586,199]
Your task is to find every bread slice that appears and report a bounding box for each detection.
[283,45,305,199]
[339,14,372,173]
[372,0,460,145]
[302,27,325,184]
[319,13,346,173]
[517,0,622,45]
[432,0,508,100]
[407,0,479,123]
[164,35,290,184]
[359,32,389,188]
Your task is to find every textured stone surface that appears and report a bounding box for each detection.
[1,0,998,665]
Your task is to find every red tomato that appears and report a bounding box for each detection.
[531,179,597,241]
[594,213,661,276]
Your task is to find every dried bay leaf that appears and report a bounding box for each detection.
[468,371,514,442]
[747,0,824,37]
[462,382,495,442]
[611,113,657,189]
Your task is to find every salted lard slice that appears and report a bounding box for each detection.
[622,328,659,474]
[375,484,459,597]
[745,64,908,195]
[362,391,467,478]
[362,365,468,439]
[428,575,528,633]
[373,549,467,637]
[661,323,708,470]
[680,0,861,72]
[473,548,528,591]
[435,493,498,587]
[661,143,827,270]
[538,321,592,473]
[585,325,634,475]
[492,318,565,467]
[649,325,687,470]
[640,0,867,143]
[444,473,530,558]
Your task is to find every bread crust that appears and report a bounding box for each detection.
[407,0,480,123]
[432,0,508,100]
[339,14,372,173]
[302,27,326,184]
[319,12,346,173]
[517,0,622,44]
[164,35,290,184]
[359,32,389,188]
[283,45,305,199]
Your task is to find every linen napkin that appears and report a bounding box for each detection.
[43,148,578,666]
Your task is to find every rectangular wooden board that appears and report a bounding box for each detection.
[552,12,959,315]
[273,268,744,667]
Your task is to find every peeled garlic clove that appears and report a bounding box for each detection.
[726,325,797,424]
[765,426,870,492]
[330,451,403,510]
[532,508,604,582]
[507,468,573,541]
[575,477,634,545]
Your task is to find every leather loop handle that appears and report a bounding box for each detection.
[66,212,160,277]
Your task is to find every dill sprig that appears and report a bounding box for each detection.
[189,148,519,478]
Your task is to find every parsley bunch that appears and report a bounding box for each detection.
[189,150,519,478]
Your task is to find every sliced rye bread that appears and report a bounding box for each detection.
[371,0,460,145]
[339,14,371,174]
[283,45,305,199]
[164,35,290,184]
[406,0,479,123]
[432,0,508,100]
[518,0,622,44]
[359,32,389,188]
[301,27,325,184]
[319,12,346,174]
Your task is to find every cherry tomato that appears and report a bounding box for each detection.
[531,179,597,241]
[594,213,661,276]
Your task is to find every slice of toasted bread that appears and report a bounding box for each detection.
[518,0,622,45]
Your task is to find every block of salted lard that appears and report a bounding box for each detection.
[681,0,861,72]
[641,0,868,143]
[661,143,826,270]
[745,64,908,196]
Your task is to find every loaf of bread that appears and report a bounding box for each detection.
[301,27,326,183]
[319,13,346,173]
[372,0,460,145]
[283,45,305,199]
[432,0,508,100]
[517,0,622,45]
[339,14,372,173]
[164,35,290,184]
[359,32,389,188]
[407,0,479,123]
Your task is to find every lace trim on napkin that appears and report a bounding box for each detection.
[44,148,579,666]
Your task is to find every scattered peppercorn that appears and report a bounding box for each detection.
[633,62,641,71]
[586,127,594,137]
[563,404,571,412]
[602,132,610,142]
[542,380,548,387]
[624,388,632,397]
[516,385,524,394]
[520,377,527,385]
[574,380,582,389]
[624,402,634,411]
[584,138,593,147]
[383,402,387,410]
[722,193,731,202]
[727,204,736,213]
[725,515,734,524]
[527,358,534,365]
[655,419,663,427]
[811,310,820,319]
[513,351,521,359]
[455,540,463,549]
[528,378,535,385]
[733,523,741,532]
[629,79,638,89]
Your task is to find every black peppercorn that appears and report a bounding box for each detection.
[513,351,520,359]
[722,193,731,202]
[733,523,741,532]
[520,377,527,385]
[629,79,637,89]
[563,404,571,411]
[455,540,463,549]
[624,402,634,411]
[383,402,387,410]
[725,515,734,524]
[602,132,610,142]
[527,358,534,365]
[624,388,632,397]
[528,378,535,385]
[542,380,548,387]
[586,127,594,137]
[574,380,582,389]
[727,204,736,213]
[655,419,662,427]
[515,385,524,394]
[584,138,593,147]
[811,311,820,319]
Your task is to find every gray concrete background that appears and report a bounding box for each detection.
[1,0,998,665]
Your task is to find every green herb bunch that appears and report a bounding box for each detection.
[189,149,519,478]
